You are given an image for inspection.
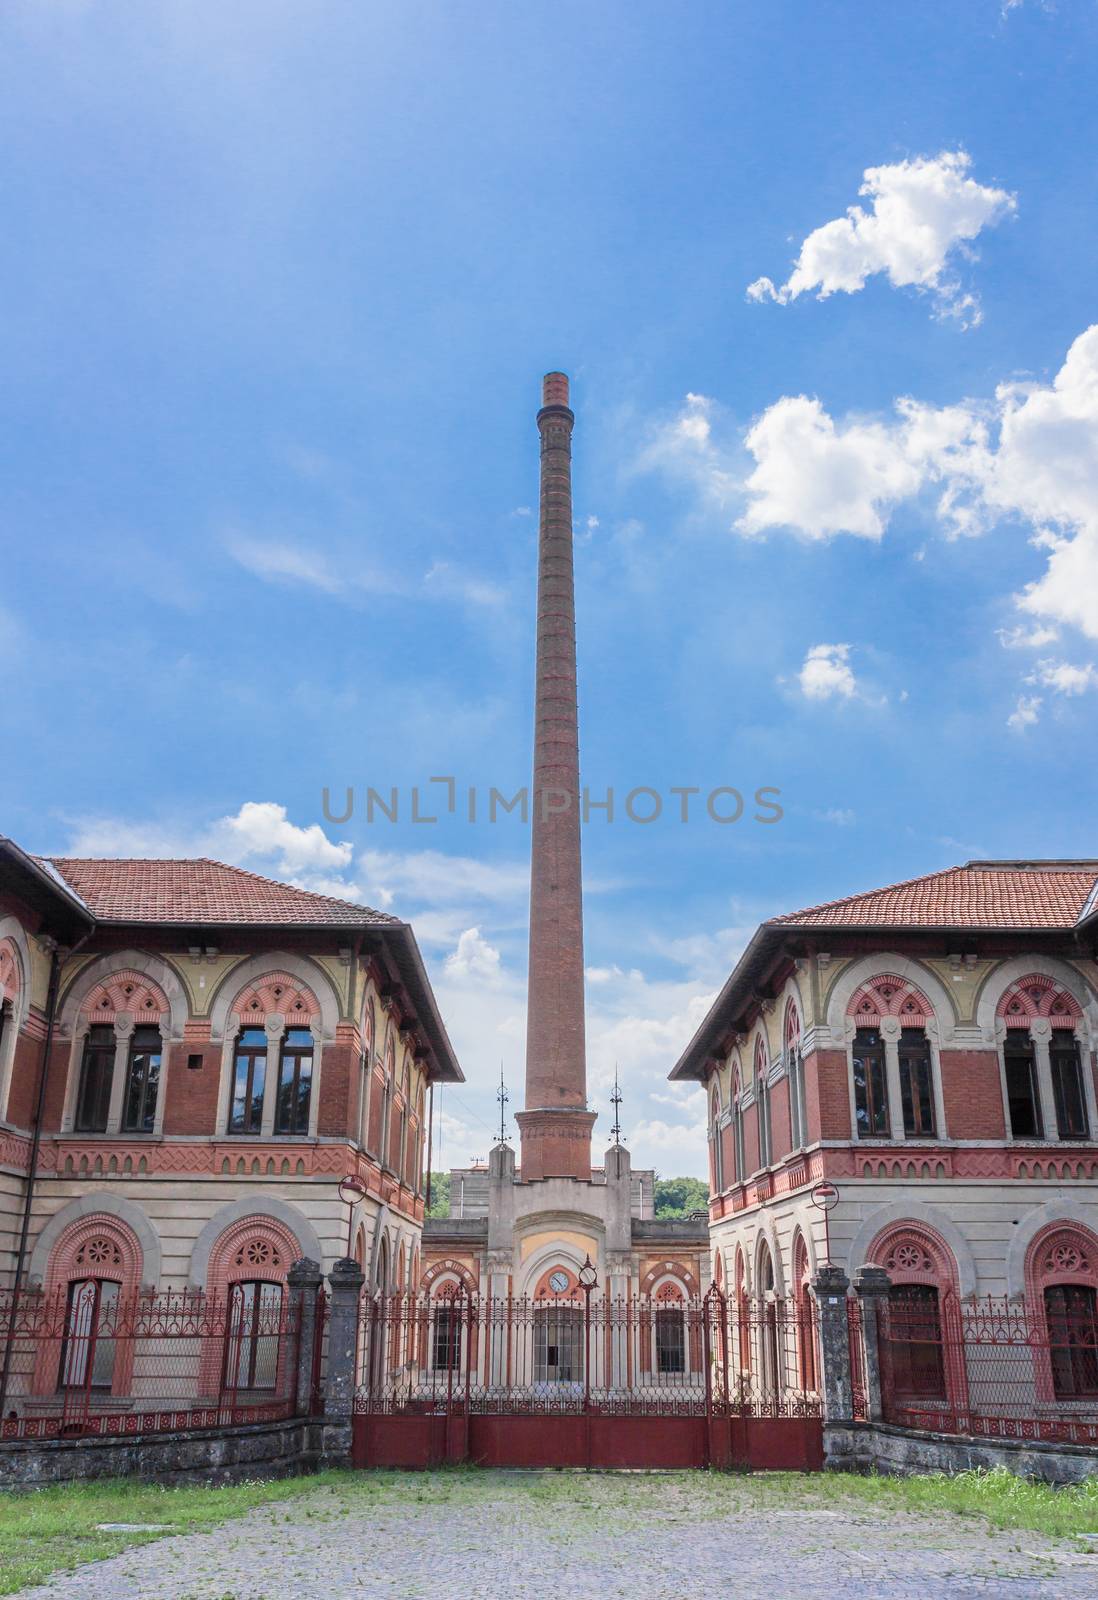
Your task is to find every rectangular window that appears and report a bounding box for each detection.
[58,1278,120,1391]
[757,1081,771,1167]
[1045,1285,1098,1399]
[788,1051,807,1150]
[534,1307,583,1383]
[75,1026,115,1133]
[1050,1031,1089,1140]
[431,1304,460,1371]
[733,1104,745,1183]
[655,1307,686,1374]
[223,1281,282,1391]
[852,1028,889,1137]
[899,1029,936,1138]
[121,1026,162,1133]
[1004,1034,1042,1138]
[228,1028,267,1134]
[886,1286,946,1401]
[275,1028,314,1135]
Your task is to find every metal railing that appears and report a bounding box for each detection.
[0,1282,324,1441]
[879,1290,1098,1444]
[354,1286,821,1420]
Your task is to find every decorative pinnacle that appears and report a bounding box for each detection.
[610,1066,623,1146]
[497,1062,511,1146]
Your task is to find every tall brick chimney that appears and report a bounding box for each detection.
[515,373,597,1182]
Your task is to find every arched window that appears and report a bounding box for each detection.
[37,1216,143,1399]
[228,1028,268,1134]
[1026,1224,1098,1401]
[754,1037,771,1168]
[224,1280,283,1392]
[70,969,171,1137]
[709,1086,724,1193]
[871,1222,962,1409]
[75,1027,115,1133]
[654,1286,687,1375]
[847,974,940,1142]
[785,1002,806,1151]
[731,1067,745,1183]
[997,975,1088,1142]
[122,1026,162,1133]
[898,1028,936,1138]
[274,1027,314,1134]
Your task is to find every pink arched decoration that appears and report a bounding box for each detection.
[1023,1221,1098,1403]
[784,999,801,1050]
[848,974,934,1028]
[230,972,320,1025]
[997,974,1083,1030]
[81,969,169,1026]
[0,939,21,1010]
[198,1214,302,1399]
[869,1219,966,1411]
[34,1213,143,1396]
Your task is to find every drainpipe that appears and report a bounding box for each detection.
[0,928,91,1414]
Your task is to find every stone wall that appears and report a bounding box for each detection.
[825,1420,1098,1487]
[0,1417,322,1490]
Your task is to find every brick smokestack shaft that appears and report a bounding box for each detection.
[516,373,596,1181]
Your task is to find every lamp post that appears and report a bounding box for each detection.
[338,1173,368,1262]
[578,1254,597,1413]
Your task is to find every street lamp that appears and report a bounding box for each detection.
[338,1173,368,1261]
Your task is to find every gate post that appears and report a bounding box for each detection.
[810,1265,853,1423]
[852,1265,890,1423]
[287,1258,323,1416]
[323,1257,365,1465]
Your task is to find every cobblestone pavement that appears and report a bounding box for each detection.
[11,1472,1098,1600]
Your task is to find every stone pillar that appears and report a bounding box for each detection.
[853,1264,891,1423]
[1030,1019,1058,1140]
[881,1017,906,1141]
[811,1265,853,1424]
[323,1257,365,1463]
[287,1257,323,1416]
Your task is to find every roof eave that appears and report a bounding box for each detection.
[0,838,97,937]
[668,923,784,1083]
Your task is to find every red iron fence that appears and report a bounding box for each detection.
[879,1289,1098,1445]
[353,1287,822,1470]
[0,1282,325,1441]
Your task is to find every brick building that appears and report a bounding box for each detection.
[670,861,1098,1389]
[0,838,461,1380]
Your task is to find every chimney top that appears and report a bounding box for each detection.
[542,371,569,408]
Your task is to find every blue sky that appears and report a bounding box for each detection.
[4,1,1098,1176]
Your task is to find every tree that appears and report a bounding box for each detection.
[654,1176,709,1217]
[426,1171,451,1218]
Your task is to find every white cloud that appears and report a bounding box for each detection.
[816,808,856,827]
[227,537,348,594]
[1007,694,1042,732]
[747,150,1015,324]
[737,393,989,541]
[220,800,353,875]
[444,927,503,982]
[423,561,506,608]
[797,643,858,701]
[997,622,1060,649]
[1027,659,1098,696]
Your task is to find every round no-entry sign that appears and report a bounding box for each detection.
[810,1181,839,1212]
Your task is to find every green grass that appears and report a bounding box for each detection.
[0,1470,346,1595]
[802,1464,1098,1542]
[1,1464,1095,1593]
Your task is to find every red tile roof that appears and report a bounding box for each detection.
[771,861,1098,931]
[40,857,398,928]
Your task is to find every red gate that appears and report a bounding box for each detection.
[353,1285,821,1471]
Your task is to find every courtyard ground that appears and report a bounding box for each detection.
[2,1467,1097,1599]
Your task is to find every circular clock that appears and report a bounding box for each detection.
[548,1270,570,1294]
